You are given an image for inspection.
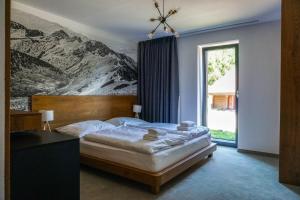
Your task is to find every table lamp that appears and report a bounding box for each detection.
[39,110,54,132]
[133,105,142,119]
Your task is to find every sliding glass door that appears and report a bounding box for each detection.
[202,44,239,147]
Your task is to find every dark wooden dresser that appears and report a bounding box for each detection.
[10,111,42,132]
[11,132,80,200]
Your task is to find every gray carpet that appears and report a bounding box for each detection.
[80,146,300,200]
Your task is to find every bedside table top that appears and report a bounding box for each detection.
[11,131,79,151]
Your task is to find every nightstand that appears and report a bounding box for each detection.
[11,131,80,200]
[10,110,42,132]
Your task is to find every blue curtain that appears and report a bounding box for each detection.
[137,36,179,123]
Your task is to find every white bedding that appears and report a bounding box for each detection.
[105,117,147,126]
[84,126,187,154]
[80,133,211,172]
[55,118,212,172]
[131,122,209,140]
[128,122,178,130]
[55,120,115,138]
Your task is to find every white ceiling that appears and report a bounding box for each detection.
[13,0,281,42]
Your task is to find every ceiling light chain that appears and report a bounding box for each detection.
[148,0,180,39]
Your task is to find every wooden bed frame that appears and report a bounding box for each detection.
[31,95,217,193]
[81,144,216,193]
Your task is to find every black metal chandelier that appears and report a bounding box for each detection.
[148,0,180,39]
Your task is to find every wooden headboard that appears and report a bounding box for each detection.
[31,96,137,128]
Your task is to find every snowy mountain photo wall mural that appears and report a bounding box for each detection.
[10,9,137,111]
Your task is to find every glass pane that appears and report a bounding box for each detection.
[206,47,237,144]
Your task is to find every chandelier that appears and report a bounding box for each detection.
[148,0,180,39]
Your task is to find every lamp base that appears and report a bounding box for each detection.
[135,113,140,119]
[43,121,52,132]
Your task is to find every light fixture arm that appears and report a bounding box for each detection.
[165,9,178,19]
[165,22,175,33]
[152,22,162,33]
[156,7,163,17]
[154,1,163,17]
[165,12,172,19]
[163,0,165,16]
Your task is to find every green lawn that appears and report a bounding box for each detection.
[210,129,236,141]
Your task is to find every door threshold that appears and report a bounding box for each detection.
[212,139,237,148]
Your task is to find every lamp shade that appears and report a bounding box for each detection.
[133,105,142,113]
[39,110,54,122]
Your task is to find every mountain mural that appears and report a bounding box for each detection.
[10,12,137,111]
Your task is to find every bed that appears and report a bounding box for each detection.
[31,95,217,193]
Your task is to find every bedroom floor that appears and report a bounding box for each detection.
[80,146,300,200]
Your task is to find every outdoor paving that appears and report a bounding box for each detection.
[207,107,236,132]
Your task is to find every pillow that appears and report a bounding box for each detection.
[105,117,147,126]
[55,120,115,138]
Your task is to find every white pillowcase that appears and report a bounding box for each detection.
[55,120,115,138]
[105,117,147,126]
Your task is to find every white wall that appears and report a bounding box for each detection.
[178,21,281,154]
[0,0,6,198]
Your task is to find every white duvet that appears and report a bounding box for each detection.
[56,118,210,155]
[83,124,210,155]
[84,126,188,155]
[128,122,209,140]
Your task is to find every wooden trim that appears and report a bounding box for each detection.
[237,149,279,158]
[31,95,137,128]
[81,143,217,194]
[5,0,11,199]
[279,0,300,186]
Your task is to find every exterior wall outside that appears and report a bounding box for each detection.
[210,94,236,110]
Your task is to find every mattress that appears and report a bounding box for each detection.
[80,133,211,173]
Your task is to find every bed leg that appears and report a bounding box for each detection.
[150,184,160,194]
[208,153,213,158]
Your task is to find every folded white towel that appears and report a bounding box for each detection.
[143,129,167,141]
[148,128,168,136]
[170,126,209,140]
[164,138,185,146]
[180,121,195,127]
[143,135,159,141]
[177,126,195,131]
